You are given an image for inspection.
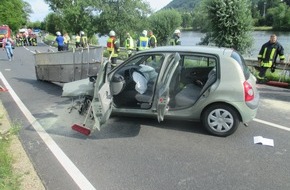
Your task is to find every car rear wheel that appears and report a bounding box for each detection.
[202,104,240,137]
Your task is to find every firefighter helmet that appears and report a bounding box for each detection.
[109,30,116,36]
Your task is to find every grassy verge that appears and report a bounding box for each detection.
[253,26,273,31]
[249,66,290,88]
[0,115,21,190]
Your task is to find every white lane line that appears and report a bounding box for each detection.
[254,118,290,132]
[0,72,96,190]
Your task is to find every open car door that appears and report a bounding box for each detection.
[157,53,181,122]
[91,61,113,131]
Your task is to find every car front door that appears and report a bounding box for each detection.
[91,60,112,131]
[157,53,181,122]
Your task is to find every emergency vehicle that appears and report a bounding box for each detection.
[0,25,12,45]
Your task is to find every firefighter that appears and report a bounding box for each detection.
[30,34,37,46]
[80,31,88,48]
[125,32,134,57]
[257,34,285,83]
[16,33,21,46]
[169,29,181,46]
[148,30,157,48]
[136,30,149,51]
[107,30,120,69]
[75,33,81,48]
[63,33,70,50]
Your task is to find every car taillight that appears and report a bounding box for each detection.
[243,81,254,102]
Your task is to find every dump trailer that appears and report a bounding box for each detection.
[34,46,104,83]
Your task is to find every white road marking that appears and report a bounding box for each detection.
[0,72,96,190]
[254,118,290,132]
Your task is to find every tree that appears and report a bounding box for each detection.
[0,0,31,31]
[200,0,253,54]
[44,0,151,42]
[45,13,64,35]
[27,21,43,30]
[191,3,209,31]
[268,2,290,31]
[148,9,182,45]
[44,0,102,37]
[96,0,151,42]
[181,12,193,29]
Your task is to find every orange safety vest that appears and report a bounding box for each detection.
[107,37,118,57]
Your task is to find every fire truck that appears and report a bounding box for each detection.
[0,25,14,47]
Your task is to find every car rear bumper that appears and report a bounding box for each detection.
[232,101,259,123]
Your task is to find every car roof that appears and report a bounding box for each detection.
[143,45,234,57]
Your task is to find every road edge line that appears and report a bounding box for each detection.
[0,72,96,190]
[254,118,290,132]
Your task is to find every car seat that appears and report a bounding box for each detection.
[175,68,217,107]
[134,66,158,108]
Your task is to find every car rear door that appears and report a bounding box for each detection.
[91,60,113,131]
[157,53,181,122]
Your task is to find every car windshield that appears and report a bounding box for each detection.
[0,29,8,34]
[231,51,250,79]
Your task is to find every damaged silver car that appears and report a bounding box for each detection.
[62,46,259,137]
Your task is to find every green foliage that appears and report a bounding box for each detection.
[96,0,151,43]
[191,3,208,31]
[181,12,193,29]
[163,0,201,11]
[45,13,64,35]
[148,9,182,45]
[268,2,290,31]
[0,0,31,31]
[200,0,253,54]
[44,0,98,36]
[27,21,43,30]
[0,126,21,190]
[44,0,151,44]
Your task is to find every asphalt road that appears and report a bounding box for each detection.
[0,41,290,190]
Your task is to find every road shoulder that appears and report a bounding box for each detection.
[0,102,45,190]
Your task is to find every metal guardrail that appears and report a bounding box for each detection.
[244,57,290,71]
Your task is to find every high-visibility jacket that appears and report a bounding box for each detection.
[149,35,157,48]
[75,35,81,43]
[80,36,87,47]
[107,37,119,58]
[137,36,149,50]
[258,41,285,67]
[169,34,181,46]
[125,36,134,50]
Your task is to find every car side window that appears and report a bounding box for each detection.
[184,55,216,68]
[178,54,217,86]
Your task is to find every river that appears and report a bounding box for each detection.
[98,31,290,59]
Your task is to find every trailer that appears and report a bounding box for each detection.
[34,46,104,83]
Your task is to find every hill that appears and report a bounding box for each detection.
[162,0,201,11]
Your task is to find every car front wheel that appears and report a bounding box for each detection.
[202,104,240,137]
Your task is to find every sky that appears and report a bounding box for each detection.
[24,0,172,22]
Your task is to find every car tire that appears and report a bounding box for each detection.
[202,104,240,137]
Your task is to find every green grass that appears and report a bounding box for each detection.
[249,66,290,87]
[253,26,273,31]
[0,118,21,190]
